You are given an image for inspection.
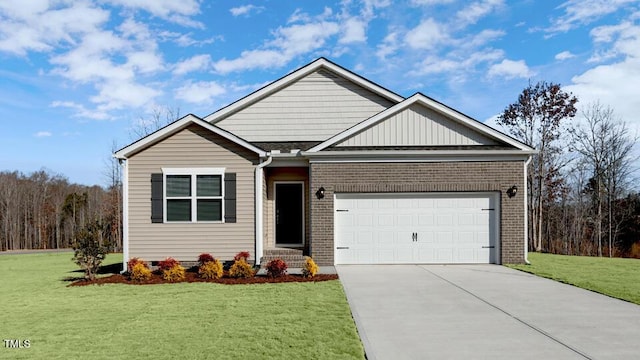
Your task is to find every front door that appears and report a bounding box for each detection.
[275,182,304,246]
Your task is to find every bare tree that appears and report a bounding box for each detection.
[129,105,181,140]
[570,102,637,256]
[497,81,578,252]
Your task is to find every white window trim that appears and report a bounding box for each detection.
[162,168,226,223]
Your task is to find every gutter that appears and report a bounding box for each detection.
[302,149,538,157]
[255,156,273,266]
[524,155,532,265]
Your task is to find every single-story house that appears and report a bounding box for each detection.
[114,57,535,269]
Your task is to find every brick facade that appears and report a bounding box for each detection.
[309,161,526,265]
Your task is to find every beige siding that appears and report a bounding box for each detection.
[337,104,499,147]
[215,70,395,142]
[127,125,258,262]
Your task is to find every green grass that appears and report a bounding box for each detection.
[508,252,640,305]
[0,252,364,360]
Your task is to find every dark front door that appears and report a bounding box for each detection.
[275,183,304,245]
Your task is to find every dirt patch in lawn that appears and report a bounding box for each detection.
[69,271,338,286]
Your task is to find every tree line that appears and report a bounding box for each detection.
[0,169,122,252]
[498,82,639,258]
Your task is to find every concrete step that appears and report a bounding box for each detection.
[261,248,307,267]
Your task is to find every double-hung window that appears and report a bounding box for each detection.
[163,168,225,222]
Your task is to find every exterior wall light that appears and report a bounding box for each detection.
[315,187,325,199]
[507,185,518,198]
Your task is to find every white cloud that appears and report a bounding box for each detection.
[213,17,340,73]
[230,5,264,17]
[0,1,109,56]
[565,19,640,127]
[455,0,504,26]
[405,18,448,49]
[339,18,367,44]
[51,101,110,120]
[376,30,400,59]
[466,29,505,47]
[410,0,454,5]
[175,81,226,104]
[412,49,504,78]
[487,59,533,79]
[555,51,576,61]
[34,131,52,138]
[103,0,202,27]
[173,54,212,75]
[547,0,637,34]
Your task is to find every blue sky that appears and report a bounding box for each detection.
[1,0,639,186]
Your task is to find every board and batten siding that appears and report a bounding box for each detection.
[336,104,499,147]
[214,70,396,142]
[127,124,258,262]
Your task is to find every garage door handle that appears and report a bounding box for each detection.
[336,209,349,212]
[482,246,495,249]
[336,247,349,250]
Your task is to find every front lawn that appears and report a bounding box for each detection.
[0,252,364,359]
[508,252,640,305]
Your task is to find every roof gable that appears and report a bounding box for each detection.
[204,58,404,142]
[309,93,535,152]
[114,114,266,159]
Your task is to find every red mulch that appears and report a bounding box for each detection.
[69,271,338,287]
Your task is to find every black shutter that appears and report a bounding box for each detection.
[151,173,163,223]
[224,173,236,223]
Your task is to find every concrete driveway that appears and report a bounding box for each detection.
[337,265,640,360]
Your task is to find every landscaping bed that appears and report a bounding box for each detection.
[69,271,338,286]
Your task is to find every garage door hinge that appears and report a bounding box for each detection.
[336,209,349,212]
[482,246,495,249]
[336,247,349,249]
[481,208,495,211]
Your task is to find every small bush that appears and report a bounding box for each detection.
[266,258,288,278]
[197,253,215,265]
[157,257,180,271]
[130,262,152,282]
[198,259,224,280]
[72,221,109,281]
[229,258,255,278]
[234,251,250,262]
[127,257,146,272]
[301,256,319,278]
[162,264,186,282]
[629,242,640,259]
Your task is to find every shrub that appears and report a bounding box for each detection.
[198,259,223,280]
[301,256,319,278]
[197,253,215,265]
[630,242,640,259]
[157,257,180,271]
[266,258,288,278]
[72,221,109,281]
[229,258,255,278]
[162,264,186,282]
[234,251,250,262]
[130,262,152,282]
[127,257,146,272]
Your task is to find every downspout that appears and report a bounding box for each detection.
[255,156,273,266]
[524,155,532,265]
[119,158,129,273]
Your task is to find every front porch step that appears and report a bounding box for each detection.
[261,248,306,268]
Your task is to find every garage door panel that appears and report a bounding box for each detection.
[334,192,499,265]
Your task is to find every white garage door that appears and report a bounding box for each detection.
[334,193,499,264]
